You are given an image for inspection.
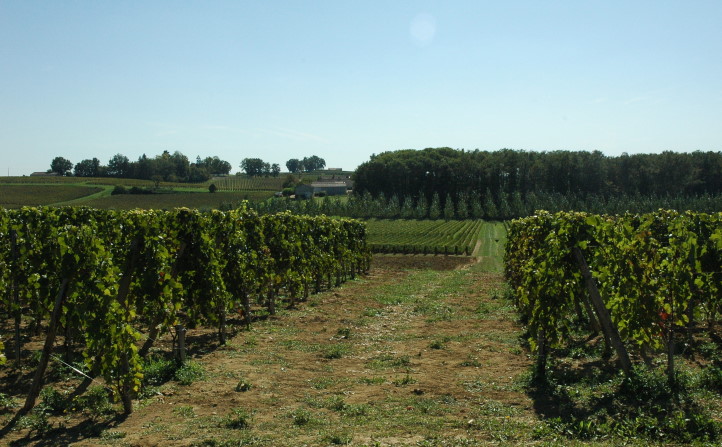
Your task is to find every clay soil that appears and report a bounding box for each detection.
[2,255,538,446]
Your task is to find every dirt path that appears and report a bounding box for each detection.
[6,256,537,446]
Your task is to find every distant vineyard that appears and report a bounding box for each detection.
[365,219,487,255]
[212,176,285,191]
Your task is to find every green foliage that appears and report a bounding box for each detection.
[142,355,177,387]
[0,392,17,413]
[39,386,70,414]
[0,206,370,415]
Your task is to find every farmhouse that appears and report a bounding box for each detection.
[295,181,348,199]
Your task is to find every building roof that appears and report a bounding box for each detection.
[310,182,347,188]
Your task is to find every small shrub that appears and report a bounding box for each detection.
[74,386,113,415]
[224,407,252,429]
[322,343,350,359]
[39,386,69,414]
[291,407,312,426]
[111,185,128,195]
[235,379,252,392]
[208,183,217,193]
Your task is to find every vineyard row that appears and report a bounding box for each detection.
[505,210,722,383]
[0,205,370,415]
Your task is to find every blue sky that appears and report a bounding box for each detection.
[1,1,721,176]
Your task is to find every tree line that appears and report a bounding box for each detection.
[352,148,722,209]
[49,151,233,183]
[233,189,722,221]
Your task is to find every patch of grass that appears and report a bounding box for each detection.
[458,356,482,367]
[223,407,253,429]
[143,355,177,387]
[335,327,352,339]
[362,307,384,317]
[99,429,127,440]
[174,360,206,385]
[173,405,196,418]
[393,374,417,386]
[322,431,353,445]
[309,376,338,390]
[358,376,386,385]
[17,409,52,436]
[321,343,351,359]
[367,353,411,370]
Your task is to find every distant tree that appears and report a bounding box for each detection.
[74,158,102,177]
[302,155,326,172]
[282,174,299,188]
[201,156,232,175]
[189,165,211,182]
[286,158,302,173]
[271,163,281,177]
[387,194,401,218]
[208,183,217,193]
[415,193,428,219]
[400,196,415,219]
[169,151,190,181]
[456,192,469,219]
[443,193,455,220]
[107,154,131,177]
[429,192,441,219]
[50,157,73,176]
[240,158,269,176]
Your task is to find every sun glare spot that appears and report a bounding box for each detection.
[410,13,436,46]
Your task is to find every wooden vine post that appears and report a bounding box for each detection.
[573,247,632,375]
[19,278,71,415]
[117,238,140,415]
[10,229,21,363]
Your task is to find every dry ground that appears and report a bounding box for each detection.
[2,255,540,447]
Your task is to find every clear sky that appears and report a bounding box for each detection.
[1,1,721,176]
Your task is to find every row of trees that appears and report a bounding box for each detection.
[239,158,281,177]
[49,152,233,183]
[285,155,326,173]
[353,148,722,203]
[238,155,328,176]
[237,190,722,221]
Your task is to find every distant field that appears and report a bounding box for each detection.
[85,191,274,210]
[1,176,208,189]
[0,185,103,208]
[211,175,285,191]
[365,219,506,260]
